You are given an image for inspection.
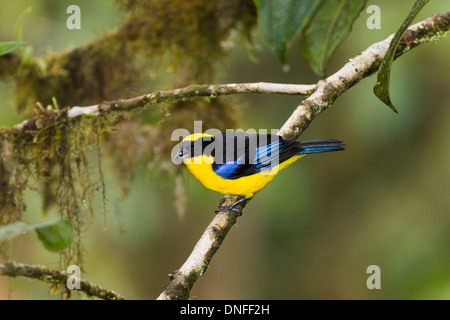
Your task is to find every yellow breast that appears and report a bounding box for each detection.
[183,154,304,198]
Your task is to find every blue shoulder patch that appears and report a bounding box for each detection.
[212,160,242,179]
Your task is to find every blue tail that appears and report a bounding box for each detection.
[297,139,345,155]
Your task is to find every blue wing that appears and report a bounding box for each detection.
[211,133,344,180]
[212,134,296,180]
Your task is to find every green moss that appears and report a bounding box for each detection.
[1,0,257,265]
[0,111,120,264]
[12,0,256,117]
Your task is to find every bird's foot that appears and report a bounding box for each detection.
[215,196,248,216]
[215,205,243,216]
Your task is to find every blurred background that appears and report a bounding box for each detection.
[0,0,449,299]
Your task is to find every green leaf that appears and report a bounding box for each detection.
[373,0,429,113]
[0,219,73,253]
[0,220,61,243]
[257,0,323,63]
[300,0,367,77]
[36,219,73,252]
[0,41,24,56]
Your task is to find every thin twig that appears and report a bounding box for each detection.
[12,82,316,132]
[157,12,450,300]
[0,261,126,300]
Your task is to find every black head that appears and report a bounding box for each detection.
[176,133,215,160]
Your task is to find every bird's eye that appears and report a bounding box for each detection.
[179,150,184,157]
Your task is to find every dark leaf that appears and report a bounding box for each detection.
[373,0,429,113]
[256,0,323,63]
[300,0,367,77]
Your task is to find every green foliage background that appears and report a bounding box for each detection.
[0,0,449,299]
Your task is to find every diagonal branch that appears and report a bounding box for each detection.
[157,11,450,300]
[279,12,450,140]
[0,261,126,300]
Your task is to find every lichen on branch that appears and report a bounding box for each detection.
[0,0,257,269]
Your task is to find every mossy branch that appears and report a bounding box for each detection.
[157,11,450,300]
[0,261,126,300]
[0,1,258,115]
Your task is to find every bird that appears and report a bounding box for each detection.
[175,131,345,215]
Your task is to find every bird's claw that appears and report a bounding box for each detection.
[215,196,248,216]
[215,205,243,216]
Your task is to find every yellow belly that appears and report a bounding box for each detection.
[183,155,304,198]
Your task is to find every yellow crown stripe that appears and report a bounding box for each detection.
[182,133,215,142]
